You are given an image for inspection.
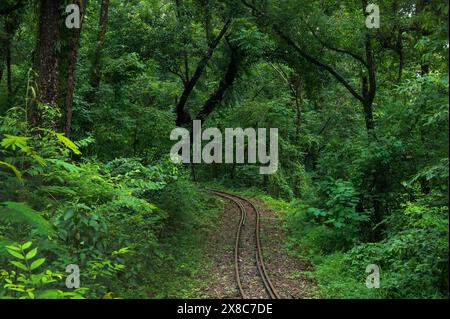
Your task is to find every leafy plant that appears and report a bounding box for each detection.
[0,242,66,299]
[308,180,369,230]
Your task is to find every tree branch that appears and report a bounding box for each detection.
[305,22,369,69]
[241,0,364,103]
[276,30,364,103]
[175,18,232,126]
[268,62,297,97]
[168,66,187,86]
[196,39,240,121]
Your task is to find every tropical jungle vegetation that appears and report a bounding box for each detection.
[0,0,448,299]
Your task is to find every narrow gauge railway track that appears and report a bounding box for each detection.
[209,189,280,299]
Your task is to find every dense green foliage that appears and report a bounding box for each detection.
[0,105,220,298]
[0,0,448,299]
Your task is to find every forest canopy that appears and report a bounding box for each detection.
[0,0,448,299]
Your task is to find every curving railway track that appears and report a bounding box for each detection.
[209,189,280,299]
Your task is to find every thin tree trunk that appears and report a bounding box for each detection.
[88,0,109,102]
[397,34,404,83]
[0,25,4,84]
[212,162,218,179]
[6,33,11,99]
[230,162,236,180]
[362,0,376,139]
[62,0,86,136]
[0,61,3,86]
[191,163,197,181]
[203,0,213,42]
[174,0,190,87]
[362,76,375,134]
[392,0,404,83]
[132,125,138,156]
[416,0,431,76]
[5,18,13,102]
[294,83,302,141]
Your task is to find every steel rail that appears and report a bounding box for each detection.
[209,189,280,299]
[209,190,247,298]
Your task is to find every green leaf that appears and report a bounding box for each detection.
[39,186,77,196]
[1,135,30,151]
[31,155,47,167]
[10,261,28,271]
[0,202,53,235]
[47,159,80,173]
[0,161,22,178]
[37,289,64,299]
[22,242,32,250]
[54,133,81,155]
[25,247,38,260]
[5,245,21,251]
[6,248,25,260]
[30,258,45,270]
[63,209,75,221]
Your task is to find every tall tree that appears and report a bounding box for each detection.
[32,0,61,126]
[60,0,87,136]
[0,5,24,102]
[88,0,109,103]
[0,20,6,91]
[4,18,12,99]
[0,55,3,87]
[242,0,377,138]
[415,0,431,75]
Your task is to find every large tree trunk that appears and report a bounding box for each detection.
[60,0,87,136]
[32,0,61,126]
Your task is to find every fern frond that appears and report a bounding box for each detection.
[0,161,22,178]
[0,202,53,235]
